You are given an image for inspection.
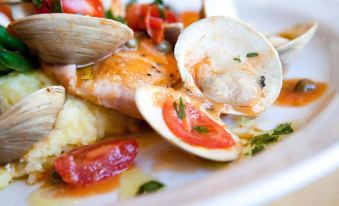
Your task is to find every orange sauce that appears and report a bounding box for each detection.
[276,79,327,107]
[180,11,201,27]
[93,36,180,89]
[54,176,120,198]
[76,36,180,90]
[39,175,120,198]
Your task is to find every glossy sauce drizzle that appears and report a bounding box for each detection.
[276,78,327,107]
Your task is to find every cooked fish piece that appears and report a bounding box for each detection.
[44,37,181,119]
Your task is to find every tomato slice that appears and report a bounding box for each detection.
[163,97,235,149]
[60,0,104,18]
[126,3,178,43]
[54,139,138,186]
[34,0,104,17]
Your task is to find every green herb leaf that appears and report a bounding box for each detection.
[246,52,258,58]
[127,0,138,5]
[51,0,62,13]
[105,10,126,24]
[192,126,209,134]
[105,10,114,19]
[233,56,241,63]
[137,180,164,195]
[153,0,164,5]
[272,123,293,135]
[173,97,186,120]
[158,4,165,19]
[248,123,293,156]
[32,0,42,8]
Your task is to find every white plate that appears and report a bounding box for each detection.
[1,0,339,206]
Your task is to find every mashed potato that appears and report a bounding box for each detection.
[0,71,139,188]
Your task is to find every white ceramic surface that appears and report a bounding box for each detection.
[1,0,339,206]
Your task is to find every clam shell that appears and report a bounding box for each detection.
[7,13,133,65]
[135,85,240,161]
[201,0,238,18]
[164,22,184,45]
[174,17,282,116]
[270,22,318,66]
[0,86,65,164]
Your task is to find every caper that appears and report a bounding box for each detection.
[156,40,172,53]
[294,79,317,92]
[126,38,139,49]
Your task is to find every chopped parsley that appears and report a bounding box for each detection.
[137,180,165,195]
[246,52,258,58]
[193,126,209,134]
[233,56,242,63]
[173,97,186,120]
[248,123,293,155]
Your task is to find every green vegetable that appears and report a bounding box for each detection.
[248,123,293,155]
[294,79,317,93]
[49,170,62,184]
[105,10,126,24]
[156,40,172,53]
[0,60,10,72]
[137,180,164,195]
[246,52,258,58]
[0,49,33,73]
[126,38,139,49]
[127,0,137,6]
[153,0,164,5]
[192,126,209,134]
[173,97,186,120]
[158,4,165,19]
[32,0,42,8]
[0,26,28,54]
[272,123,294,135]
[51,0,62,13]
[233,56,241,63]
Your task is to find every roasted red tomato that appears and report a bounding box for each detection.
[125,2,178,43]
[163,97,235,149]
[54,139,138,186]
[33,0,104,18]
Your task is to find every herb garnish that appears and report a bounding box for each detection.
[233,56,241,63]
[105,10,126,24]
[193,126,209,134]
[137,180,165,195]
[127,0,137,6]
[246,52,258,58]
[153,0,164,4]
[32,0,42,8]
[248,123,293,155]
[173,97,186,119]
[153,0,165,19]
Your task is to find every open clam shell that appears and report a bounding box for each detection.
[0,86,65,164]
[135,85,240,161]
[175,17,282,117]
[201,0,238,18]
[7,13,133,66]
[269,21,318,66]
